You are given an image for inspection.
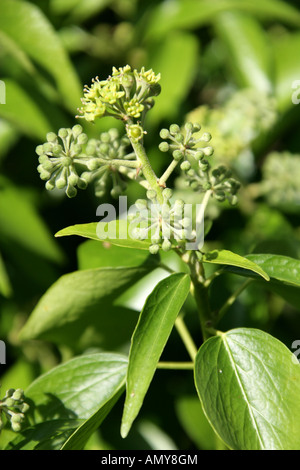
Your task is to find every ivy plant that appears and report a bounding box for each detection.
[4,65,300,451]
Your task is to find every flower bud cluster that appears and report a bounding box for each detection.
[129,188,192,254]
[37,126,133,198]
[81,128,131,198]
[77,65,161,123]
[36,125,90,198]
[182,160,241,206]
[0,388,30,432]
[261,151,300,212]
[158,122,213,170]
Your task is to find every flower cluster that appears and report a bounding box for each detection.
[182,161,241,206]
[36,126,134,198]
[185,89,277,172]
[36,125,90,198]
[260,151,300,212]
[0,388,30,432]
[129,188,193,254]
[158,122,214,170]
[80,128,132,198]
[77,65,161,123]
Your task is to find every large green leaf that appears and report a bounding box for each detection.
[224,253,300,287]
[0,0,81,112]
[214,11,273,93]
[146,31,199,124]
[0,178,63,263]
[7,353,127,450]
[55,220,152,250]
[194,328,300,450]
[121,273,191,438]
[77,240,155,270]
[20,264,154,347]
[201,249,270,281]
[145,0,300,41]
[273,32,300,111]
[0,79,53,139]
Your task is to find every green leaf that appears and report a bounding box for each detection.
[146,31,199,124]
[0,0,82,112]
[195,328,300,450]
[55,220,152,251]
[273,32,300,111]
[61,387,124,450]
[0,79,53,140]
[201,249,270,281]
[214,11,273,93]
[145,0,300,41]
[226,253,300,287]
[10,353,128,450]
[77,240,154,270]
[121,273,191,438]
[20,265,154,346]
[0,251,12,298]
[0,178,63,263]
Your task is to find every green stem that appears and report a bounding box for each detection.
[156,362,194,370]
[175,315,198,361]
[129,138,164,204]
[158,159,179,186]
[189,252,216,341]
[216,278,253,324]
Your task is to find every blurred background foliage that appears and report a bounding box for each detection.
[0,0,300,450]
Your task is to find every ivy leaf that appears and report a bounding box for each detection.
[200,249,270,281]
[55,220,152,251]
[194,328,300,450]
[121,273,191,438]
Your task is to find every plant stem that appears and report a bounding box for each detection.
[217,278,253,324]
[128,138,164,204]
[158,159,179,186]
[156,362,194,370]
[196,189,213,225]
[175,315,198,361]
[189,252,216,341]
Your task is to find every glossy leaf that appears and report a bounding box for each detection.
[77,240,155,270]
[0,0,82,112]
[20,265,153,345]
[0,79,52,139]
[121,273,191,438]
[195,328,300,450]
[145,0,300,40]
[10,353,128,450]
[201,249,270,281]
[56,220,152,250]
[214,11,273,93]
[225,253,300,287]
[146,31,198,124]
[0,178,63,263]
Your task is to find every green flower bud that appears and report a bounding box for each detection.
[127,124,144,143]
[45,180,55,191]
[72,124,83,137]
[159,128,169,139]
[162,239,172,252]
[111,186,122,198]
[202,182,212,190]
[192,123,201,133]
[11,421,22,432]
[58,128,69,139]
[185,122,194,132]
[159,142,170,152]
[77,133,88,145]
[163,188,173,200]
[201,132,211,142]
[46,132,57,142]
[66,185,77,198]
[77,178,88,190]
[149,244,160,255]
[214,190,226,202]
[147,189,157,200]
[12,389,24,401]
[173,150,184,161]
[194,150,204,161]
[175,133,184,143]
[52,144,63,156]
[203,146,214,157]
[135,199,148,210]
[36,145,44,155]
[180,161,191,171]
[169,124,180,135]
[56,176,67,189]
